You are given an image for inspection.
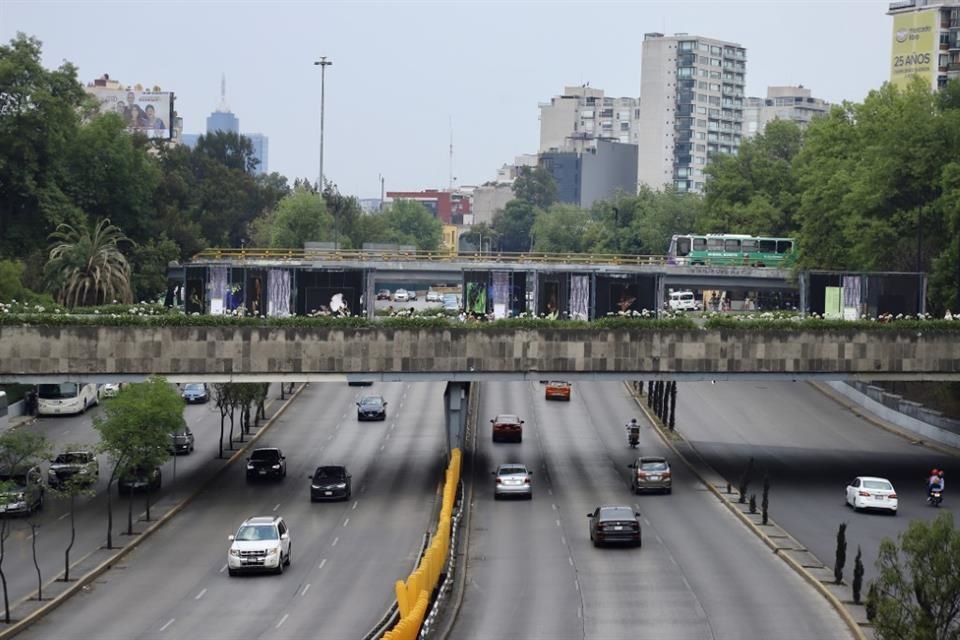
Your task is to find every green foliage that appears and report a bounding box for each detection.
[44,218,134,306]
[835,522,847,584]
[588,188,702,255]
[870,512,960,640]
[853,546,864,604]
[512,165,557,209]
[0,260,36,303]
[531,204,592,253]
[379,200,443,250]
[322,183,363,249]
[129,237,179,303]
[492,200,536,252]
[195,131,259,174]
[262,187,333,248]
[0,430,51,474]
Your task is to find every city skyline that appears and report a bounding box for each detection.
[2,0,892,198]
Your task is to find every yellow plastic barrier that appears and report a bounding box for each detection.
[383,449,461,639]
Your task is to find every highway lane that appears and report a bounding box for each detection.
[453,380,851,640]
[17,381,449,640]
[673,380,957,584]
[1,388,250,607]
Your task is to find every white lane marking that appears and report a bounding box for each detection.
[556,519,561,527]
[273,503,281,512]
[551,503,557,511]
[390,423,396,430]
[385,433,391,441]
[276,613,289,628]
[318,558,327,570]
[302,583,311,597]
[561,535,566,545]
[352,501,358,510]
[219,564,227,573]
[58,512,70,521]
[575,580,581,592]
[328,435,335,441]
[379,444,384,451]
[568,557,574,567]
[194,588,207,600]
[332,537,339,547]
[548,489,553,496]
[343,518,350,527]
[160,618,175,632]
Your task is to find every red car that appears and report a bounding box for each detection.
[491,414,524,443]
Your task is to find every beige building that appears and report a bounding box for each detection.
[636,33,747,193]
[471,184,515,226]
[539,85,639,153]
[887,0,960,91]
[742,86,830,138]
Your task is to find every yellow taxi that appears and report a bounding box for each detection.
[545,381,571,401]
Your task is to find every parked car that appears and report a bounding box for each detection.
[47,451,99,488]
[181,383,210,404]
[309,465,352,501]
[628,456,672,494]
[492,463,533,499]
[377,289,392,301]
[117,465,162,494]
[545,381,572,401]
[408,289,418,301]
[356,395,388,421]
[491,414,524,443]
[425,290,443,303]
[845,476,898,514]
[587,505,642,547]
[227,515,292,576]
[169,424,195,455]
[442,294,460,311]
[100,383,122,399]
[246,448,287,481]
[0,466,45,515]
[392,289,410,302]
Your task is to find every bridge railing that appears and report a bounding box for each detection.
[191,247,667,266]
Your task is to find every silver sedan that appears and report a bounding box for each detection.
[493,463,533,499]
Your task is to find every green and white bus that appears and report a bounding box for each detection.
[667,234,796,267]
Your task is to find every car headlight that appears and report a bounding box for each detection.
[229,548,240,557]
[311,484,320,490]
[246,464,255,470]
[49,470,58,477]
[334,483,346,489]
[271,464,280,469]
[266,548,278,556]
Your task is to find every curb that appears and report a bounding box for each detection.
[0,384,306,640]
[624,382,868,640]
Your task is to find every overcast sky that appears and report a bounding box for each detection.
[2,0,892,198]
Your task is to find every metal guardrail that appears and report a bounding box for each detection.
[191,248,667,267]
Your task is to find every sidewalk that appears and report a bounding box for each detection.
[627,383,873,640]
[0,384,305,640]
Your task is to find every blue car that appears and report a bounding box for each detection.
[181,383,210,404]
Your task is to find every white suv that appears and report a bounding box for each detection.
[227,516,292,576]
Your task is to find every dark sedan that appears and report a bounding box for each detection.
[356,395,388,421]
[309,465,352,501]
[181,383,210,404]
[587,505,642,548]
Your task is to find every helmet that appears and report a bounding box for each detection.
[630,418,638,424]
[932,468,940,475]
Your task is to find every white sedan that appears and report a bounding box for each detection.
[100,383,122,398]
[392,289,410,302]
[845,476,898,514]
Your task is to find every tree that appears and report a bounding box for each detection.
[379,200,443,250]
[835,522,847,584]
[0,259,52,304]
[0,34,89,261]
[512,165,557,209]
[94,377,182,548]
[588,188,703,256]
[194,131,259,174]
[853,546,864,605]
[262,187,333,248]
[129,236,179,303]
[491,200,536,252]
[47,465,96,583]
[870,512,960,639]
[213,383,234,459]
[44,218,134,306]
[0,430,50,623]
[530,204,593,253]
[322,183,363,249]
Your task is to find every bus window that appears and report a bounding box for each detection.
[693,237,707,251]
[759,239,776,253]
[724,239,740,252]
[707,238,724,251]
[676,236,691,256]
[741,239,757,251]
[777,240,793,254]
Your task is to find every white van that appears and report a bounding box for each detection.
[667,291,699,312]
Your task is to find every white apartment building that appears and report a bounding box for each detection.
[539,85,639,153]
[742,86,830,138]
[636,33,747,193]
[887,0,960,91]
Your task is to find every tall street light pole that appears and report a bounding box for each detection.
[314,56,333,246]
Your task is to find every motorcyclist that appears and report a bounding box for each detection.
[928,468,944,493]
[626,418,640,446]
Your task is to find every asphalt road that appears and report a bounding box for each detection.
[16,381,449,640]
[452,380,852,640]
[673,380,957,585]
[1,389,244,608]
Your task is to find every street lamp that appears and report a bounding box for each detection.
[313,56,332,192]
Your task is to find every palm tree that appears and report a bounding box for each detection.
[45,218,134,307]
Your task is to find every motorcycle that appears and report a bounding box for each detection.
[628,430,639,449]
[928,488,943,507]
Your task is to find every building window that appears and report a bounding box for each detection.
[709,96,721,106]
[695,156,705,165]
[697,118,707,127]
[696,144,706,152]
[696,131,706,140]
[699,42,710,52]
[697,106,707,115]
[678,67,695,78]
[679,40,696,51]
[711,45,722,55]
[710,83,721,92]
[711,71,722,79]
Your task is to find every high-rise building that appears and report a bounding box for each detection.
[540,140,638,209]
[246,133,269,175]
[887,0,960,91]
[742,86,830,138]
[636,32,747,193]
[539,85,639,153]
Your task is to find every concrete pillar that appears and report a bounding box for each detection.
[443,382,469,452]
[365,270,377,320]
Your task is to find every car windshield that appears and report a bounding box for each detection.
[640,461,668,471]
[499,466,527,476]
[599,507,635,520]
[863,480,893,491]
[236,525,278,541]
[315,467,344,481]
[37,383,79,399]
[54,453,89,464]
[183,384,204,392]
[548,381,568,387]
[251,450,279,461]
[496,415,520,423]
[360,397,382,407]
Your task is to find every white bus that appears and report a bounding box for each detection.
[36,383,100,416]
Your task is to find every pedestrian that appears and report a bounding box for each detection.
[26,389,38,416]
